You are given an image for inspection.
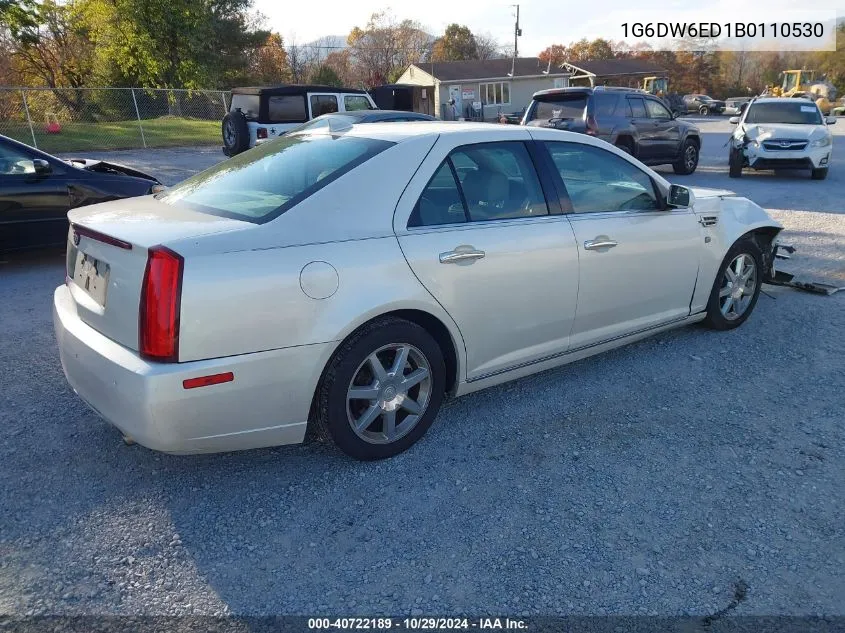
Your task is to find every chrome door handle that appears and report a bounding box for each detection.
[439,247,486,264]
[584,238,618,250]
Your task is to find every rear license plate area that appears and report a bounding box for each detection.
[72,251,110,307]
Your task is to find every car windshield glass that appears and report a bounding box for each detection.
[699,95,713,101]
[159,134,394,223]
[528,94,587,121]
[745,102,822,125]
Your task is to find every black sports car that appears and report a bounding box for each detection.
[0,134,161,252]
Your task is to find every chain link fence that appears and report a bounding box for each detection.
[0,87,230,154]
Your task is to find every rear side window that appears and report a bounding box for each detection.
[268,96,307,123]
[592,93,619,117]
[231,94,260,119]
[344,95,374,111]
[311,95,339,117]
[544,141,660,213]
[409,142,548,226]
[628,97,647,118]
[160,135,394,223]
[528,94,587,122]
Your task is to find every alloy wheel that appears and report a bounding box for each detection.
[719,254,757,320]
[684,144,697,170]
[346,343,432,445]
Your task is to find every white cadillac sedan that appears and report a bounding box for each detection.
[54,121,784,460]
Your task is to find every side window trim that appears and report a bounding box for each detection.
[527,140,568,214]
[446,157,471,223]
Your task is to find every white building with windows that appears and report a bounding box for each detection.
[395,58,571,121]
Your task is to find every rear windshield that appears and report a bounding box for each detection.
[528,94,587,122]
[745,102,822,125]
[159,134,394,223]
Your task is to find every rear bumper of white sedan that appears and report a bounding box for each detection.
[53,284,329,454]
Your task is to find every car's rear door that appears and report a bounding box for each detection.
[539,139,700,349]
[644,97,681,161]
[626,96,655,159]
[394,129,580,382]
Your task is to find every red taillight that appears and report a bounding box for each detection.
[256,127,268,139]
[586,114,598,136]
[139,246,183,362]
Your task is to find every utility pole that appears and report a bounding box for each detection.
[512,4,521,58]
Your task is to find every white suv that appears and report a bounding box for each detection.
[728,97,835,180]
[222,85,378,156]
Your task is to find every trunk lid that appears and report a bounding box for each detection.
[66,196,252,352]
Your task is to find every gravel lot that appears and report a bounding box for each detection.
[1,119,844,618]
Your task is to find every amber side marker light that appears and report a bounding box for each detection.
[183,372,234,390]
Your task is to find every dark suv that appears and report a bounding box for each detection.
[521,87,701,174]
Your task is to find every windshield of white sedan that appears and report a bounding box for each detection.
[745,102,822,125]
[159,135,394,222]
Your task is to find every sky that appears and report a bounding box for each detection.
[254,0,842,56]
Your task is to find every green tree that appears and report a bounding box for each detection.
[347,11,430,87]
[431,24,478,61]
[0,0,38,41]
[310,65,342,87]
[78,0,268,88]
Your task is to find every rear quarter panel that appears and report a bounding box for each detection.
[176,237,464,371]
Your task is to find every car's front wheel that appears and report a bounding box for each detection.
[811,167,828,180]
[315,317,446,460]
[703,239,763,330]
[699,105,710,116]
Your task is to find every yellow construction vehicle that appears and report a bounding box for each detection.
[771,70,837,115]
[641,76,685,116]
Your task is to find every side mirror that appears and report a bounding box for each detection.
[825,117,836,125]
[729,116,740,125]
[667,184,693,208]
[33,159,52,175]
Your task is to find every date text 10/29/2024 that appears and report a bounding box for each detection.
[621,22,825,39]
[308,618,528,630]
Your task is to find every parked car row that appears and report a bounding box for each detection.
[0,83,830,461]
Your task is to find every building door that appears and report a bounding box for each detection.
[448,85,462,119]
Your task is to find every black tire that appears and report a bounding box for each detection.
[221,111,249,156]
[699,105,709,116]
[615,138,635,156]
[728,147,743,178]
[702,238,763,331]
[315,317,446,460]
[811,167,828,180]
[673,139,699,175]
